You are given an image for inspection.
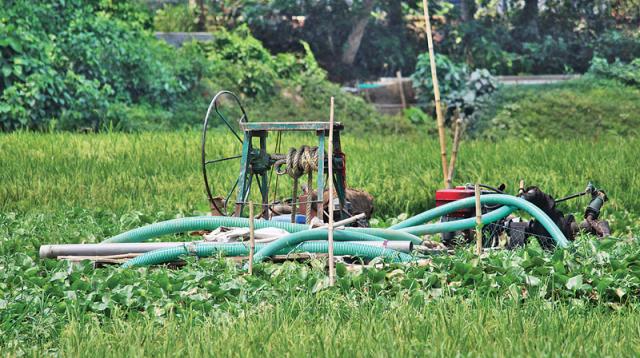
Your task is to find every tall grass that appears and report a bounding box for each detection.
[1,131,638,232]
[55,298,640,357]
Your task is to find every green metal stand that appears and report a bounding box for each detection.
[232,122,347,220]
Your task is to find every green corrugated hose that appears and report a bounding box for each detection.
[102,216,308,243]
[102,217,421,244]
[251,229,393,264]
[391,194,568,248]
[122,241,413,268]
[352,228,422,245]
[400,206,516,235]
[110,193,567,267]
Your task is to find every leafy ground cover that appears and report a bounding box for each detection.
[1,132,640,355]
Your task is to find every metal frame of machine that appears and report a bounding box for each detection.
[201,91,349,223]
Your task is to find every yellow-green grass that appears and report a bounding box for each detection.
[1,131,638,230]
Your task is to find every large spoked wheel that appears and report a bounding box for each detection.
[202,91,249,216]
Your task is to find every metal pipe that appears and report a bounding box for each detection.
[40,242,188,259]
[39,235,414,259]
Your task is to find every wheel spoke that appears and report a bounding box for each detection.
[224,177,240,215]
[215,107,243,144]
[205,154,242,165]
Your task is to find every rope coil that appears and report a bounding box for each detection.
[272,145,323,223]
[273,145,321,179]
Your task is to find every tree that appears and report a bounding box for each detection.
[341,0,376,65]
[517,0,540,41]
[188,0,207,31]
[459,0,476,21]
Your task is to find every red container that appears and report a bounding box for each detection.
[435,186,475,218]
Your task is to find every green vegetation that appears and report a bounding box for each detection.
[2,132,640,223]
[408,55,640,137]
[11,292,640,356]
[411,53,497,125]
[590,56,640,88]
[3,1,639,136]
[2,1,640,355]
[473,78,640,139]
[1,132,640,355]
[0,1,381,132]
[155,1,640,80]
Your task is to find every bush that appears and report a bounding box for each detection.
[154,4,199,32]
[593,30,640,65]
[588,57,640,88]
[411,53,497,126]
[0,2,385,133]
[437,16,640,76]
[0,1,194,131]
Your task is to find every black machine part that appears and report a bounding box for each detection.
[580,185,611,237]
[519,186,578,248]
[440,183,611,250]
[585,188,607,220]
[511,185,611,248]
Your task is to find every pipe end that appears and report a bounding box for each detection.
[39,245,53,259]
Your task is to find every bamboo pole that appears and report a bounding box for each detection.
[475,184,482,255]
[327,97,336,286]
[422,0,448,187]
[446,116,463,189]
[248,201,255,275]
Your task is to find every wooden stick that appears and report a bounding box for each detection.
[396,70,407,110]
[327,97,336,286]
[248,201,255,275]
[446,115,463,189]
[422,0,448,187]
[312,213,366,230]
[475,183,482,255]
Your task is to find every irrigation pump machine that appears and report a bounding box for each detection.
[37,91,613,267]
[201,91,369,226]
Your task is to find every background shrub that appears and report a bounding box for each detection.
[411,53,497,126]
[0,1,383,132]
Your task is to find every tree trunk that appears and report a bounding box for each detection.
[340,0,376,66]
[189,0,207,31]
[519,0,540,40]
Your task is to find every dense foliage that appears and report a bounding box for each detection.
[0,1,192,131]
[411,53,497,125]
[160,1,640,80]
[0,0,382,132]
[589,56,640,88]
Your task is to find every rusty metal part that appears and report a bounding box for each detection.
[580,217,611,238]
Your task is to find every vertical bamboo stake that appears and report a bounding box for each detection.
[396,70,407,110]
[422,0,448,187]
[327,97,336,286]
[248,201,255,275]
[475,184,482,255]
[446,116,463,189]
